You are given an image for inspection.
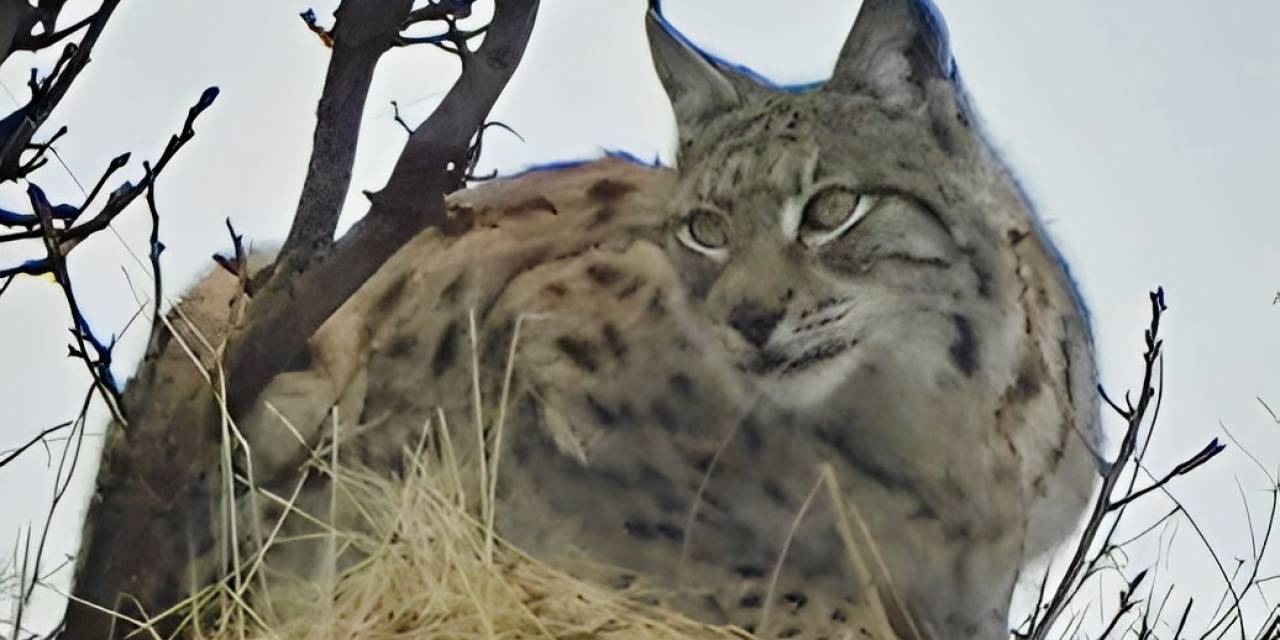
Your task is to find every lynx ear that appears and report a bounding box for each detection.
[826,0,954,105]
[646,8,742,141]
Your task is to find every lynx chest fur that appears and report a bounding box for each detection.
[213,1,1101,638]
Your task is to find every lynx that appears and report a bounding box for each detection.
[77,0,1099,638]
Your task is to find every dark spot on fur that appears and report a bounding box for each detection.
[585,394,617,427]
[943,522,973,543]
[910,502,940,521]
[740,416,764,452]
[778,628,801,638]
[440,271,467,305]
[507,195,557,217]
[668,373,694,398]
[635,464,685,513]
[762,479,788,507]
[476,247,551,322]
[974,264,994,298]
[587,263,623,288]
[386,335,417,359]
[617,276,644,300]
[623,519,656,540]
[374,273,410,316]
[832,608,848,623]
[650,399,679,432]
[588,178,636,202]
[589,207,616,229]
[1008,228,1029,245]
[555,336,599,373]
[691,452,714,473]
[602,323,628,360]
[431,321,459,377]
[1011,362,1043,403]
[616,401,637,423]
[949,314,979,377]
[739,594,763,609]
[646,289,667,317]
[735,565,765,579]
[1059,334,1075,407]
[931,115,955,155]
[543,282,568,297]
[655,522,682,541]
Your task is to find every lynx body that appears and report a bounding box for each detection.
[91,1,1100,638]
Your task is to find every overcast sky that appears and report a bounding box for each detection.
[1,0,1278,636]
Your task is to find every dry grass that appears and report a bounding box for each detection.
[180,422,756,640]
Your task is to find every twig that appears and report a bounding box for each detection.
[0,88,217,273]
[142,161,164,340]
[0,421,73,468]
[1107,439,1226,512]
[27,183,126,423]
[1028,288,1168,639]
[389,100,413,134]
[21,386,94,602]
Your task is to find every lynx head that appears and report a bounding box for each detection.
[647,0,1031,407]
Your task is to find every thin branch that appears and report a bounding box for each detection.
[0,0,122,181]
[142,161,163,343]
[1106,439,1226,513]
[0,89,215,276]
[0,421,73,468]
[1029,288,1168,639]
[22,385,94,602]
[389,100,412,134]
[299,8,334,47]
[11,10,98,52]
[396,22,488,48]
[28,183,126,423]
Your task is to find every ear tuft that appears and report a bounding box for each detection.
[646,8,741,145]
[826,0,955,105]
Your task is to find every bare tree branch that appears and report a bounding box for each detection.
[1028,288,1169,639]
[0,421,72,468]
[0,0,121,181]
[274,0,413,274]
[227,0,539,419]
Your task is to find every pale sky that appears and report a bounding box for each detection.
[1,0,1278,636]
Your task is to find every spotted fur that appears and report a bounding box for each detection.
[171,2,1099,638]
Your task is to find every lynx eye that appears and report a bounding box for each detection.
[799,187,879,247]
[678,208,731,257]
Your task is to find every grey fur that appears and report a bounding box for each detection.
[154,2,1100,638]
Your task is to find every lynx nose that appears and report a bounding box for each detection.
[728,302,784,349]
